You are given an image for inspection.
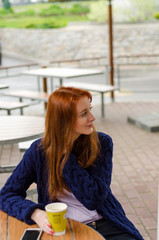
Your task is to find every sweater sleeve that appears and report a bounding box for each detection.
[0,142,45,224]
[62,133,113,210]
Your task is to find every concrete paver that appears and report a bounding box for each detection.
[94,102,158,240]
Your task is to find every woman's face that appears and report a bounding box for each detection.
[73,96,95,139]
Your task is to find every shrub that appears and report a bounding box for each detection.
[58,0,70,1]
[39,5,64,16]
[70,4,90,15]
[88,0,157,23]
[2,0,11,9]
[120,0,157,22]
[87,1,107,23]
[25,20,67,29]
[154,12,159,19]
[0,7,14,15]
[15,9,35,17]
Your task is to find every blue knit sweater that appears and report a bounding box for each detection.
[0,132,143,240]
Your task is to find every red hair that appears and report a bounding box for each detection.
[42,87,100,200]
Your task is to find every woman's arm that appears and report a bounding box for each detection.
[0,141,45,225]
[63,133,113,210]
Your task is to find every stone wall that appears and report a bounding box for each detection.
[0,22,159,63]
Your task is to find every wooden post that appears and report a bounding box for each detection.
[42,66,48,110]
[157,172,159,240]
[108,0,114,101]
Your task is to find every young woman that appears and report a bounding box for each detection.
[0,87,143,240]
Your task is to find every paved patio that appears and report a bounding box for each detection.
[0,100,158,240]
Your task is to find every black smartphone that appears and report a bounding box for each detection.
[20,228,42,240]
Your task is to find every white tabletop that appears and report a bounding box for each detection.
[0,116,45,145]
[21,67,104,79]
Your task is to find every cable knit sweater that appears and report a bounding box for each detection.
[0,132,143,240]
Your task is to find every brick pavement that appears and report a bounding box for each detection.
[0,101,158,240]
[95,101,158,240]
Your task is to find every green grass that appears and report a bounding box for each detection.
[1,0,158,28]
[0,15,89,28]
[0,2,92,29]
[0,16,68,28]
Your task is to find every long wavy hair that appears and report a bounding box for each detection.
[41,87,100,200]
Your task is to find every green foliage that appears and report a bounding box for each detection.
[49,0,70,2]
[88,0,157,23]
[15,9,35,17]
[70,4,90,15]
[26,20,67,29]
[118,0,157,22]
[2,0,11,10]
[39,5,64,16]
[0,2,91,29]
[0,15,67,28]
[39,3,89,17]
[0,7,13,15]
[154,12,159,19]
[0,0,158,29]
[87,1,107,23]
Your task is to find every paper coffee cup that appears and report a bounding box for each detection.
[45,202,67,236]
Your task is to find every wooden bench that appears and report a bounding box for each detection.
[0,100,40,115]
[63,82,118,117]
[2,90,50,102]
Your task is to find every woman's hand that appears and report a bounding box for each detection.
[31,209,54,235]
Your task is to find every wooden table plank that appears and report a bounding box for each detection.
[0,211,105,240]
[69,219,105,240]
[8,216,37,240]
[0,211,7,240]
[8,216,73,240]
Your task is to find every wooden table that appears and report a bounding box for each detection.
[21,67,105,93]
[0,116,45,173]
[0,211,105,240]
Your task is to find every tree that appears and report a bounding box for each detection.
[2,0,11,9]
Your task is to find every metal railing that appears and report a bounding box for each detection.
[0,62,39,78]
[1,54,159,92]
[115,54,159,90]
[0,56,108,79]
